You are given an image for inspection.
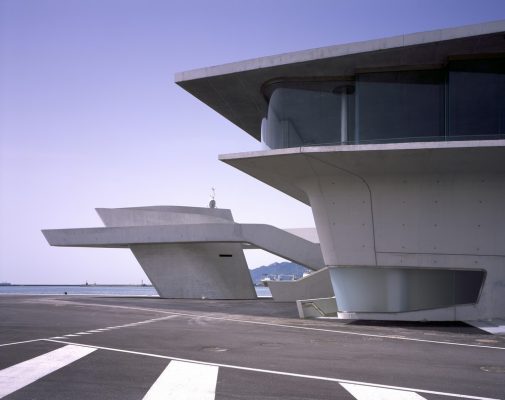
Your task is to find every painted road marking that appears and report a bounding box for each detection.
[341,382,427,399]
[0,339,45,348]
[0,344,96,398]
[143,360,218,400]
[56,316,178,339]
[44,339,499,400]
[53,300,505,351]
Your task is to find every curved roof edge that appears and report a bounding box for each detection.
[175,20,505,141]
[175,20,505,82]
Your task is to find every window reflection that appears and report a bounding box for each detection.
[262,58,505,149]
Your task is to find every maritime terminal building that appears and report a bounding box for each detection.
[44,21,504,322]
[175,21,505,321]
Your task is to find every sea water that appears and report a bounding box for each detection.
[0,285,272,297]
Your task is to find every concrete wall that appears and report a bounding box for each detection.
[221,141,505,320]
[96,206,233,227]
[321,169,505,320]
[104,207,257,299]
[301,174,376,267]
[131,242,256,299]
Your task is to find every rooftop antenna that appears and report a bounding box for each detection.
[208,187,216,209]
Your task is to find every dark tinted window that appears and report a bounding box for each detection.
[448,58,505,138]
[356,70,445,143]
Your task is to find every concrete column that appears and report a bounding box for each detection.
[340,88,348,143]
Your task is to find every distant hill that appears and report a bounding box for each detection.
[249,262,310,285]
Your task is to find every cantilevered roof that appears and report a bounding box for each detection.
[175,20,505,141]
[220,140,505,205]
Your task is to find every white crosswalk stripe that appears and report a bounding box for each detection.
[0,344,96,398]
[1,338,496,400]
[142,360,219,400]
[341,383,427,400]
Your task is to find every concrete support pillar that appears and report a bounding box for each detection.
[340,88,348,144]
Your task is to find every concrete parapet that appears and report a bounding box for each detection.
[96,206,233,227]
[266,268,333,302]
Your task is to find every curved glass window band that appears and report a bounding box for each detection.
[262,59,505,149]
[263,86,354,149]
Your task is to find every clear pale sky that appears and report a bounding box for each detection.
[1,0,504,284]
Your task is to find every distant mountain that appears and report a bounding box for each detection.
[249,262,310,285]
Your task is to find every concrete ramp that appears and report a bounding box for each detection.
[43,222,325,271]
[42,206,259,300]
[42,206,326,300]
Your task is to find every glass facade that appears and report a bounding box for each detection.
[263,83,354,149]
[262,58,505,149]
[356,70,445,143]
[448,59,505,138]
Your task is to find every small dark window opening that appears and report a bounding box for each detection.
[219,254,233,257]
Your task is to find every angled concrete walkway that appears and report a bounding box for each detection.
[43,222,325,271]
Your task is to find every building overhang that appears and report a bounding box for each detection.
[175,20,505,141]
[219,140,505,205]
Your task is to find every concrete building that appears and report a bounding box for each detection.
[175,21,505,320]
[43,206,325,299]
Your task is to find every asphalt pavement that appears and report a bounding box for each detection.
[1,295,504,399]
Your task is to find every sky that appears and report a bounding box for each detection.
[1,0,504,284]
